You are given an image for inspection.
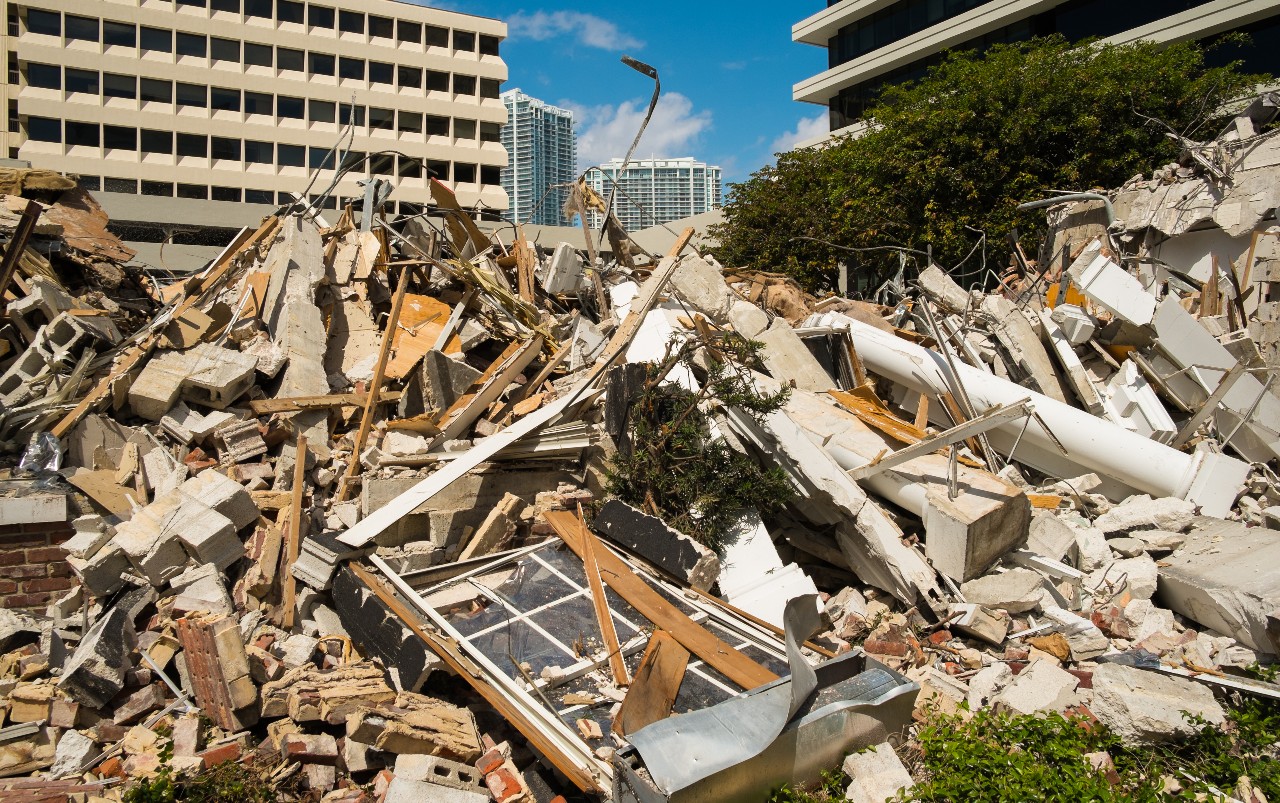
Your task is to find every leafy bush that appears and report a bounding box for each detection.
[123,753,280,803]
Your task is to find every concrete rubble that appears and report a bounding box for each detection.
[0,97,1279,801]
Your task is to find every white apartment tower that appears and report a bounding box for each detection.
[584,157,722,232]
[500,88,575,227]
[794,0,1280,139]
[0,0,509,242]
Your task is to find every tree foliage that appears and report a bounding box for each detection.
[711,36,1268,293]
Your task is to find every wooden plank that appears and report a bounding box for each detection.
[847,401,1032,480]
[281,436,308,629]
[248,391,403,415]
[913,394,930,431]
[0,200,42,313]
[578,505,629,686]
[429,335,544,448]
[514,227,536,303]
[544,510,778,691]
[336,265,411,502]
[348,563,602,793]
[829,387,927,446]
[612,630,687,737]
[385,294,458,380]
[64,468,135,516]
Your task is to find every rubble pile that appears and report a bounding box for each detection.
[0,99,1278,801]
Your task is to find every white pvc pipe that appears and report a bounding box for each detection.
[828,314,1248,516]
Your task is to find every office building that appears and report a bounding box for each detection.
[0,0,509,252]
[583,157,722,231]
[794,0,1280,137]
[500,87,575,227]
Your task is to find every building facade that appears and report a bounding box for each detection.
[0,0,509,239]
[583,157,722,232]
[500,87,575,227]
[794,0,1280,136]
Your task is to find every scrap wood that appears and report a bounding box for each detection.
[545,509,779,690]
[514,227,537,303]
[0,199,42,313]
[848,400,1035,480]
[282,435,308,629]
[578,504,629,686]
[248,391,403,415]
[612,630,688,737]
[429,334,544,447]
[384,293,459,380]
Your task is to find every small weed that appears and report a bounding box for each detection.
[123,751,280,803]
[770,769,848,802]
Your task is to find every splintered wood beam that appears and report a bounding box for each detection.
[545,509,778,691]
[336,264,411,502]
[514,227,536,303]
[281,435,308,629]
[848,400,1033,480]
[0,199,43,313]
[578,504,629,686]
[248,391,402,415]
[612,630,687,737]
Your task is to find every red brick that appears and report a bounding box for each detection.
[97,756,124,779]
[24,577,74,593]
[18,522,72,536]
[476,747,505,775]
[485,768,524,803]
[198,742,242,769]
[3,593,52,609]
[0,565,47,580]
[927,629,953,645]
[0,552,26,567]
[0,581,18,595]
[25,547,67,562]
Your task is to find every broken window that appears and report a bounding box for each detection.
[176,183,205,199]
[211,186,241,201]
[454,163,476,183]
[369,107,394,131]
[141,180,173,197]
[104,176,136,193]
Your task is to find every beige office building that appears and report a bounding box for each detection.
[0,0,509,245]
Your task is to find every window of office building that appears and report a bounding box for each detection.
[103,20,135,47]
[309,99,335,123]
[426,70,448,92]
[141,26,171,52]
[278,0,303,23]
[65,15,98,43]
[278,47,303,71]
[103,73,135,100]
[480,78,500,99]
[309,53,335,76]
[140,78,172,103]
[426,159,449,180]
[398,157,421,178]
[453,74,475,95]
[211,0,238,13]
[26,9,59,37]
[424,24,448,47]
[211,37,239,63]
[480,122,501,142]
[244,140,272,163]
[339,57,364,80]
[245,189,273,204]
[369,153,393,175]
[425,115,448,136]
[65,69,99,95]
[278,95,304,119]
[480,165,501,186]
[212,186,241,201]
[340,150,365,171]
[177,32,206,57]
[397,65,421,89]
[479,34,499,56]
[309,146,334,169]
[77,176,101,191]
[104,177,137,193]
[66,121,99,147]
[454,163,476,183]
[103,125,136,150]
[398,111,422,134]
[278,143,304,166]
[211,136,240,160]
[6,54,14,85]
[25,116,59,143]
[453,30,474,51]
[339,103,365,126]
[177,82,207,108]
[338,10,363,33]
[8,101,18,133]
[245,0,271,19]
[369,15,392,38]
[177,0,206,8]
[397,19,420,44]
[211,87,240,112]
[454,119,476,139]
[142,181,173,196]
[369,107,394,130]
[369,61,392,85]
[308,5,333,27]
[26,63,59,90]
[245,42,272,67]
[244,91,272,115]
[177,133,207,157]
[141,129,172,153]
[177,183,206,199]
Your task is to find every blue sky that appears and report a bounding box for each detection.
[432,1,831,187]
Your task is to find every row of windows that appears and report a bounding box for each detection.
[23,118,502,184]
[20,7,500,54]
[24,65,502,109]
[78,175,438,214]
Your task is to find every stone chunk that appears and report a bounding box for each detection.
[1093,495,1195,535]
[180,470,258,531]
[959,568,1044,614]
[49,729,100,779]
[991,660,1081,716]
[592,499,720,590]
[1090,663,1224,744]
[58,587,150,708]
[346,692,481,761]
[756,318,834,392]
[1089,555,1158,601]
[128,349,193,421]
[842,743,914,803]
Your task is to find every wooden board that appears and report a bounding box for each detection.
[579,507,628,686]
[385,294,460,380]
[612,630,688,737]
[63,468,135,516]
[248,391,402,415]
[545,510,778,691]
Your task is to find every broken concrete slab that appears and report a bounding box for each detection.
[592,499,720,591]
[959,568,1044,614]
[1090,662,1224,744]
[842,743,914,803]
[58,587,151,708]
[1093,495,1195,535]
[991,659,1081,716]
[756,318,833,392]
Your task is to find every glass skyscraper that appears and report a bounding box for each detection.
[583,157,723,232]
[500,88,576,226]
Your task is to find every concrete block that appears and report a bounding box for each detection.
[59,587,150,707]
[0,492,67,525]
[7,276,75,342]
[422,350,482,412]
[112,492,191,586]
[918,265,972,314]
[394,753,485,794]
[1093,495,1195,534]
[922,480,1030,583]
[670,255,733,321]
[959,568,1044,614]
[1091,662,1224,744]
[217,418,268,463]
[842,743,914,803]
[991,659,1081,716]
[1102,361,1176,443]
[592,499,720,590]
[539,242,586,295]
[727,297,770,338]
[180,343,258,409]
[1049,304,1096,346]
[181,470,257,531]
[757,318,834,392]
[1067,240,1157,326]
[68,543,130,597]
[1027,514,1076,562]
[1090,554,1159,601]
[128,349,192,421]
[384,776,488,803]
[168,497,241,570]
[332,566,441,690]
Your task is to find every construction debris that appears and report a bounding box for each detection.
[1,97,1280,801]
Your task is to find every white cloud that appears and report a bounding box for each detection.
[509,10,643,51]
[572,92,713,170]
[770,113,829,154]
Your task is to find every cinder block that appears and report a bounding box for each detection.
[129,350,192,422]
[181,343,258,410]
[180,470,257,531]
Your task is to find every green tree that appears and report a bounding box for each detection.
[712,36,1268,293]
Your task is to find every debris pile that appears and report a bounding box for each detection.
[0,98,1278,801]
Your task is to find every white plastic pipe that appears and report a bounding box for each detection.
[828,314,1249,518]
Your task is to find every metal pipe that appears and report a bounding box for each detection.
[1016,192,1115,225]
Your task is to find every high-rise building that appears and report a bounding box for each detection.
[794,0,1280,138]
[0,0,509,247]
[500,88,575,227]
[583,157,722,231]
